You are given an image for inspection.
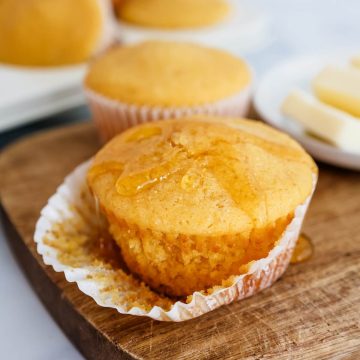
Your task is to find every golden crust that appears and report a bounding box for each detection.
[84,41,251,106]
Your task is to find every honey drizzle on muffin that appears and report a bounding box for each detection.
[87,118,317,296]
[103,121,300,228]
[291,234,314,263]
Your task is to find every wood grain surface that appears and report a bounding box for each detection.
[0,122,359,360]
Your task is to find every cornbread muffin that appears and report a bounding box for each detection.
[86,41,250,106]
[114,0,230,29]
[0,0,110,66]
[85,41,252,140]
[87,117,317,297]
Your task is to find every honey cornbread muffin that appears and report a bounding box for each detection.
[84,41,252,141]
[0,0,113,66]
[87,117,317,297]
[112,0,270,57]
[114,0,230,29]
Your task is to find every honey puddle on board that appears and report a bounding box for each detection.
[291,233,313,264]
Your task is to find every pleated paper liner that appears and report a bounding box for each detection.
[85,86,252,143]
[34,160,315,322]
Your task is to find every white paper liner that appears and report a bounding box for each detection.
[114,0,270,54]
[34,160,316,322]
[85,85,252,142]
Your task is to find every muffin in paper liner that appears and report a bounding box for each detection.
[34,160,315,322]
[85,86,252,142]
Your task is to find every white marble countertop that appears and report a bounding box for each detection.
[0,1,359,359]
[0,226,83,360]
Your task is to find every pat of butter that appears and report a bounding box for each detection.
[313,65,360,117]
[282,89,360,153]
[352,56,360,69]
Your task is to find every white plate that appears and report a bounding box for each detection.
[254,54,360,171]
[0,64,87,132]
[115,0,272,55]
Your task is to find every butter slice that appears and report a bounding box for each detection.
[313,65,360,117]
[282,89,360,153]
[352,56,360,69]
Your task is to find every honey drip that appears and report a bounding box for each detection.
[116,169,166,195]
[94,195,102,232]
[87,161,124,183]
[116,154,184,196]
[291,233,313,264]
[126,126,162,142]
[114,125,261,217]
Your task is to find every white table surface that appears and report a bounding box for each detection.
[0,1,359,359]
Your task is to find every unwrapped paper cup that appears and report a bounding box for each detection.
[34,160,316,322]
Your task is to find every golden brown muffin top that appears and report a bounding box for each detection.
[88,117,317,236]
[114,0,230,29]
[0,0,103,66]
[84,41,251,106]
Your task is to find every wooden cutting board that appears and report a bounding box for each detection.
[0,122,359,360]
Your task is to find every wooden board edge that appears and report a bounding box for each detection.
[0,204,134,360]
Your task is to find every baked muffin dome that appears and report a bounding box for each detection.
[84,41,251,107]
[0,0,108,66]
[114,0,230,29]
[88,117,317,296]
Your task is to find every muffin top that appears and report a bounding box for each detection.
[0,0,103,66]
[88,117,317,236]
[114,0,230,29]
[85,41,251,106]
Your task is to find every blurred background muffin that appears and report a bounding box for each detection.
[0,0,114,67]
[114,0,230,29]
[113,0,270,54]
[85,41,252,141]
[87,116,317,297]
